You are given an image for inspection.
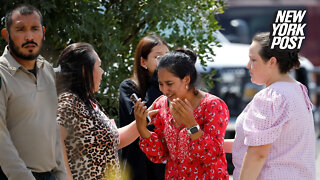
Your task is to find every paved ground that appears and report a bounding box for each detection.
[229,139,320,180]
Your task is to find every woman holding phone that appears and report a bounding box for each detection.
[134,49,229,179]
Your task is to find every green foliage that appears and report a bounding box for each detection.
[202,69,217,90]
[0,0,225,119]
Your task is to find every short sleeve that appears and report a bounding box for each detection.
[243,89,290,146]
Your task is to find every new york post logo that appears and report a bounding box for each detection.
[270,10,306,50]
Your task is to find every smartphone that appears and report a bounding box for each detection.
[130,93,139,104]
[130,93,151,122]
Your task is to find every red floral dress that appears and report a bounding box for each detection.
[139,93,229,179]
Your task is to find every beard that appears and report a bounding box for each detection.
[8,34,43,60]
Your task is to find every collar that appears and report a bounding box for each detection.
[1,46,44,75]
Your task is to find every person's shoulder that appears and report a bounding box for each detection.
[0,60,6,73]
[37,55,49,63]
[0,73,2,90]
[0,57,11,87]
[269,81,301,94]
[251,84,289,109]
[156,95,166,101]
[204,92,220,100]
[0,54,6,63]
[38,56,56,76]
[0,47,16,69]
[119,79,140,99]
[120,78,137,89]
[202,92,227,106]
[256,83,288,100]
[58,91,80,103]
[153,95,167,107]
[0,55,9,70]
[120,78,134,86]
[39,56,54,69]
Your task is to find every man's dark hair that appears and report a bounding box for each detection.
[5,4,43,30]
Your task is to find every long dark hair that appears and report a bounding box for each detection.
[133,34,168,97]
[56,42,96,108]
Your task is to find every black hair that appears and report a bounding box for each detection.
[5,4,43,31]
[56,42,97,109]
[253,32,300,73]
[157,48,198,95]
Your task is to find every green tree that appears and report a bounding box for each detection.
[0,0,225,119]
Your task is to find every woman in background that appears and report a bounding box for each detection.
[225,32,316,180]
[118,34,169,180]
[134,49,229,179]
[56,42,140,180]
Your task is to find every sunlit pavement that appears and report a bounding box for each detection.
[229,139,320,180]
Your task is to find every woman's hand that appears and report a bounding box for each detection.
[134,98,158,138]
[170,98,197,128]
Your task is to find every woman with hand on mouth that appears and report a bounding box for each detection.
[134,48,230,179]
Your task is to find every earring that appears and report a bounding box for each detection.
[186,85,188,89]
[145,67,148,70]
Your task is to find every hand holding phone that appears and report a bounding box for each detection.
[130,93,151,123]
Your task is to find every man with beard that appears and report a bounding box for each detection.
[0,4,66,180]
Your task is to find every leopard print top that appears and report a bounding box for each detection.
[57,92,120,180]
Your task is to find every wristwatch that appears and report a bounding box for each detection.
[186,124,200,134]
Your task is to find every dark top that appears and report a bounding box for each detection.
[118,72,165,180]
[145,71,163,107]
